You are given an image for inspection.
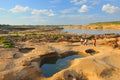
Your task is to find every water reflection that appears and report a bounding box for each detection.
[41,55,83,77]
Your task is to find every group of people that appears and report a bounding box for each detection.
[80,38,96,46]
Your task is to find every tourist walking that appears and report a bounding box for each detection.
[80,38,84,45]
[84,38,88,46]
[93,38,96,46]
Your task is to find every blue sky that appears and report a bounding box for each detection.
[0,0,120,25]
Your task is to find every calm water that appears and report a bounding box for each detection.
[62,28,120,34]
[41,55,83,77]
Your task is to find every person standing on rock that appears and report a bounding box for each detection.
[80,38,84,45]
[84,38,88,46]
[93,38,96,46]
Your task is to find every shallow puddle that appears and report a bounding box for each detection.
[41,55,83,77]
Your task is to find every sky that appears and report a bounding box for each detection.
[0,0,120,25]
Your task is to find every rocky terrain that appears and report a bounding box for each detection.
[38,46,120,80]
[0,26,120,80]
[0,40,120,80]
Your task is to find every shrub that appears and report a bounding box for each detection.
[25,33,37,37]
[8,35,20,38]
[0,37,7,43]
[54,36,59,41]
[3,41,14,48]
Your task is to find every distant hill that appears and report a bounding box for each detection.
[88,21,120,26]
[82,21,120,30]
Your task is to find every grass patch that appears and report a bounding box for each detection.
[3,41,14,48]
[8,34,20,38]
[25,33,37,36]
[0,37,7,43]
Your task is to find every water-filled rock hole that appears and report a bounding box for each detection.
[40,51,84,77]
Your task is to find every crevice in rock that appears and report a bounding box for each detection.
[19,48,35,53]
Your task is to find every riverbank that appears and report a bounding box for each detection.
[60,24,120,30]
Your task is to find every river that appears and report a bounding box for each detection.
[62,28,120,34]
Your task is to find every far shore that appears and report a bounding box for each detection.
[60,24,120,30]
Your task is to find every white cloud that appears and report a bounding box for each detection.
[59,14,104,25]
[0,8,5,11]
[102,4,120,14]
[20,15,46,23]
[31,9,55,16]
[60,7,76,14]
[20,16,37,19]
[70,0,87,5]
[90,0,100,5]
[10,5,30,13]
[50,0,60,3]
[78,5,89,12]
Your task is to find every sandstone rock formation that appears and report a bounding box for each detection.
[37,48,120,80]
[0,39,120,80]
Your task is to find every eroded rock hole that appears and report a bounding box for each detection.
[40,51,84,77]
